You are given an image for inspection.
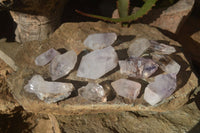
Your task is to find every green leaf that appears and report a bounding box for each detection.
[117,0,130,18]
[76,0,158,23]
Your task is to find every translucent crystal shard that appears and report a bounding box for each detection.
[111,79,141,100]
[119,57,158,78]
[78,82,106,102]
[83,33,117,50]
[24,75,74,103]
[77,46,118,79]
[144,74,177,106]
[152,54,180,74]
[35,48,60,66]
[150,40,176,55]
[50,50,77,80]
[128,38,152,57]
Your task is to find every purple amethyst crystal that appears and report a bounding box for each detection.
[35,48,60,66]
[119,57,159,78]
[111,79,141,100]
[144,73,177,105]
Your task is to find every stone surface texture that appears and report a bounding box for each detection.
[119,57,158,78]
[77,46,118,79]
[4,21,198,115]
[144,74,177,105]
[150,0,195,33]
[111,79,141,100]
[84,33,117,50]
[50,50,77,81]
[35,48,60,66]
[128,38,151,57]
[24,75,74,103]
[78,82,106,102]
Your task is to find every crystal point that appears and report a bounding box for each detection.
[152,54,180,74]
[24,75,74,103]
[128,38,151,57]
[35,48,60,66]
[84,33,117,50]
[78,82,106,102]
[150,40,176,55]
[144,74,177,106]
[119,57,158,78]
[50,50,77,80]
[77,46,118,79]
[111,79,141,100]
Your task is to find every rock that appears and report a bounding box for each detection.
[24,75,74,103]
[84,33,117,50]
[119,57,158,78]
[127,38,151,57]
[0,49,18,71]
[144,74,177,106]
[6,22,198,115]
[78,82,107,102]
[150,40,176,55]
[50,50,77,81]
[111,79,141,100]
[191,31,200,44]
[152,54,180,74]
[8,0,67,43]
[77,46,118,79]
[150,0,195,33]
[35,48,60,66]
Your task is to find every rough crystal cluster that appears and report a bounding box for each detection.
[79,82,107,102]
[128,38,152,57]
[111,79,141,100]
[24,75,74,103]
[84,33,117,50]
[119,57,158,78]
[77,46,118,79]
[144,74,177,105]
[50,50,77,81]
[35,48,60,66]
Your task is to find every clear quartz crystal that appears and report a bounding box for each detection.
[128,38,152,57]
[78,82,107,102]
[24,75,74,103]
[35,48,60,66]
[119,57,158,78]
[144,73,177,106]
[50,50,77,81]
[111,79,141,100]
[84,33,117,50]
[152,54,180,74]
[149,40,176,55]
[77,46,118,79]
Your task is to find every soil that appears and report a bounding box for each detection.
[0,0,200,133]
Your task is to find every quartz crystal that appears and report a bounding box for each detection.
[119,57,158,78]
[50,50,77,80]
[152,54,180,74]
[78,82,107,102]
[111,79,141,100]
[77,46,118,79]
[150,40,176,55]
[128,38,151,57]
[144,73,177,105]
[84,33,117,50]
[24,75,74,103]
[35,48,60,66]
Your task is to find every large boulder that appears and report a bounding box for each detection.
[4,21,198,115]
